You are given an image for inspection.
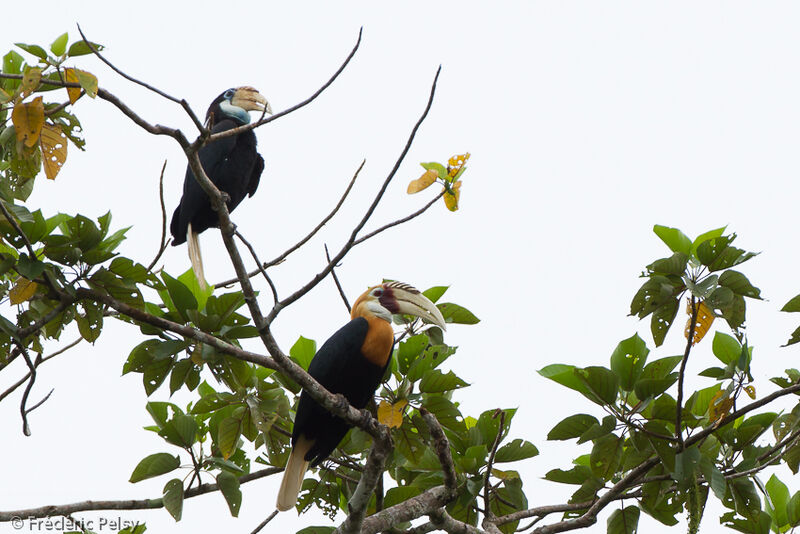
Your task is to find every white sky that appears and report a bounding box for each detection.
[4,2,800,533]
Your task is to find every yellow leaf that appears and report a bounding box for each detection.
[407,169,438,194]
[443,180,462,212]
[191,344,205,367]
[744,385,756,400]
[377,399,407,429]
[20,67,42,98]
[9,278,38,305]
[74,68,98,99]
[40,123,68,180]
[11,96,45,148]
[685,300,715,345]
[64,68,81,104]
[707,389,734,425]
[447,152,470,179]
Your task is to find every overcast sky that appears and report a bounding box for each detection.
[4,2,800,533]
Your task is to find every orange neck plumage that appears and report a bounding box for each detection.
[351,295,394,367]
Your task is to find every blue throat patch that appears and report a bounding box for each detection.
[219,99,251,125]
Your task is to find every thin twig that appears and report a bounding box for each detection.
[250,510,279,534]
[202,28,364,144]
[484,410,506,519]
[325,243,351,312]
[676,295,699,449]
[214,159,364,288]
[0,467,282,520]
[266,66,442,326]
[234,229,279,304]
[146,160,170,271]
[76,24,206,134]
[352,191,444,247]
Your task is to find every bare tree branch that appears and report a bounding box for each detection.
[146,160,170,271]
[265,66,442,326]
[202,28,364,144]
[675,295,699,449]
[325,243,351,312]
[76,23,206,134]
[0,467,281,520]
[0,337,81,405]
[75,287,277,370]
[336,434,393,534]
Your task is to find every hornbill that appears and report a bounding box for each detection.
[276,281,447,512]
[169,86,271,288]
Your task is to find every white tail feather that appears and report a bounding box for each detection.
[276,437,312,512]
[186,223,207,290]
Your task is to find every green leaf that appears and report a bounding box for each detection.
[143,357,175,396]
[161,272,197,322]
[423,286,449,303]
[419,370,469,393]
[50,33,69,56]
[788,491,800,527]
[494,438,538,462]
[609,333,649,391]
[67,40,104,57]
[129,453,180,483]
[699,455,726,501]
[634,375,677,400]
[218,416,242,460]
[216,471,241,517]
[547,414,599,441]
[15,43,48,61]
[647,252,688,276]
[75,301,103,343]
[691,226,727,255]
[719,270,762,300]
[397,334,429,374]
[651,296,679,347]
[420,161,448,179]
[290,336,316,371]
[437,302,480,325]
[765,474,789,529]
[576,366,618,405]
[383,486,423,509]
[712,332,741,365]
[17,253,45,279]
[607,506,640,534]
[590,434,623,479]
[162,478,183,521]
[544,465,593,485]
[783,294,800,313]
[630,275,682,319]
[672,446,700,485]
[296,528,335,534]
[653,225,692,255]
[3,50,24,75]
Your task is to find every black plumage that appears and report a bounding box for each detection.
[292,317,388,467]
[169,88,265,246]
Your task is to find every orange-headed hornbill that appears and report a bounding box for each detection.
[169,86,271,287]
[276,281,447,511]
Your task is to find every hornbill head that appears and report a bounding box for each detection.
[352,281,447,330]
[206,86,272,126]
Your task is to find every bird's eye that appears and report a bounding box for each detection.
[373,288,383,297]
[224,89,235,99]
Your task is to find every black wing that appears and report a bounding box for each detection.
[292,318,390,467]
[169,120,263,245]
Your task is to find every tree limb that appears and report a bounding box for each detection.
[0,467,281,521]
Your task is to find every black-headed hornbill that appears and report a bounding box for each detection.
[169,86,271,287]
[276,281,447,512]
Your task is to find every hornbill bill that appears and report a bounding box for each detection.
[169,86,271,287]
[276,281,447,512]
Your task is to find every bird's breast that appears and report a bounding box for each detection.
[359,316,394,367]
